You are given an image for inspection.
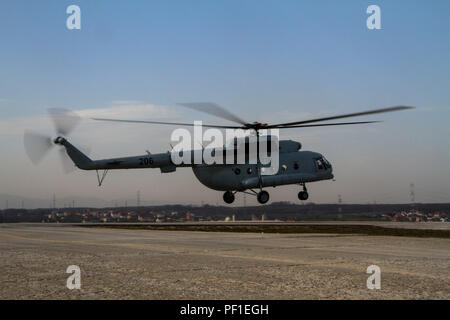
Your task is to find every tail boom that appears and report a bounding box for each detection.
[55,137,177,172]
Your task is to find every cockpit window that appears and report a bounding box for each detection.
[316,159,324,170]
[315,157,330,170]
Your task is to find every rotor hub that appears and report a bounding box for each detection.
[54,136,66,145]
[244,122,269,131]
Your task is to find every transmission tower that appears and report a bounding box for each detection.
[410,183,415,203]
[338,194,342,217]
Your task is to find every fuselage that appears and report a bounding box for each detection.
[192,148,333,191]
[57,137,333,192]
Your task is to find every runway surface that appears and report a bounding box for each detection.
[0,223,449,299]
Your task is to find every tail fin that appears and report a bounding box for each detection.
[54,137,93,170]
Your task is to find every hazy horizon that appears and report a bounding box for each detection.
[3,192,450,210]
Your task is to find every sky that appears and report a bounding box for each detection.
[0,0,449,207]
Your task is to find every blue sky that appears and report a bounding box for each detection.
[1,0,449,117]
[0,1,449,206]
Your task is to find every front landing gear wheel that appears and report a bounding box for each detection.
[257,190,270,204]
[223,191,235,204]
[298,191,309,201]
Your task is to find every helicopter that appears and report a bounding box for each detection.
[23,103,413,204]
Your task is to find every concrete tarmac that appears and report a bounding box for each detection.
[0,223,449,299]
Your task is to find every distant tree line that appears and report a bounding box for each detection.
[1,203,449,223]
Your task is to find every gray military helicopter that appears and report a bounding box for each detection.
[24,103,412,204]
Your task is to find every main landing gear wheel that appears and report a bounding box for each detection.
[298,191,309,201]
[257,190,270,204]
[223,191,235,204]
[298,184,309,201]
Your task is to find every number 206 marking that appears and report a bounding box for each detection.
[139,158,154,166]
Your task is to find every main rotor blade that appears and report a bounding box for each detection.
[273,121,381,129]
[48,108,81,136]
[177,102,248,125]
[92,117,243,129]
[266,106,414,128]
[23,131,53,165]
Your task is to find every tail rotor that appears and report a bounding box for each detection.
[23,108,82,172]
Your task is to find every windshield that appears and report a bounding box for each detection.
[315,157,331,170]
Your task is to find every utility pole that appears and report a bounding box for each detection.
[53,194,56,209]
[137,190,141,207]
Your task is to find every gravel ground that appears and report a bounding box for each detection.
[0,223,449,299]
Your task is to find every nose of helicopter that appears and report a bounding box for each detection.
[319,155,334,179]
[326,158,334,179]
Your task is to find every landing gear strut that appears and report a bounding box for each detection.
[223,191,235,204]
[223,189,270,205]
[298,184,309,201]
[257,190,270,204]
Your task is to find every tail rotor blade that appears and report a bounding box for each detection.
[48,108,81,136]
[23,131,53,165]
[58,148,76,174]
